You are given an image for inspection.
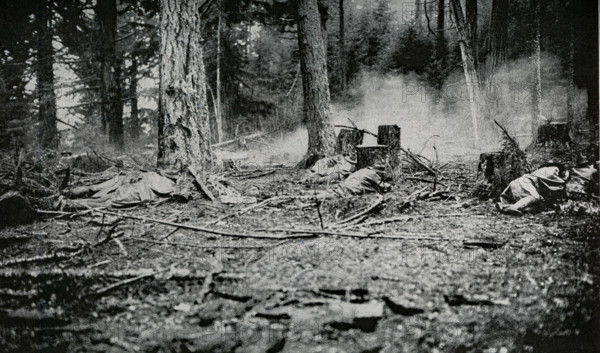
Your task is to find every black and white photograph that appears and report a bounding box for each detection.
[0,0,598,351]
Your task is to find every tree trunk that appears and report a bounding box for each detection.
[530,0,542,140]
[296,0,336,160]
[436,0,445,43]
[215,0,224,142]
[559,0,574,125]
[487,0,508,79]
[37,0,57,150]
[97,0,124,148]
[449,0,480,146]
[465,0,478,68]
[415,0,422,28]
[433,0,447,93]
[129,56,140,140]
[338,0,346,91]
[158,0,212,173]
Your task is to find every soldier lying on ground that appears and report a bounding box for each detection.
[317,161,391,199]
[305,154,357,184]
[497,162,598,215]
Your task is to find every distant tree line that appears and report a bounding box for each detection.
[0,0,597,155]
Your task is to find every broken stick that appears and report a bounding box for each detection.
[95,209,316,240]
[401,148,437,176]
[335,195,385,225]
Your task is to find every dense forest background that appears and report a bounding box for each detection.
[0,0,597,160]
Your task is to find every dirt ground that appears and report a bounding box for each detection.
[1,161,599,353]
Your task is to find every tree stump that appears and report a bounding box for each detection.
[357,146,387,170]
[336,129,364,156]
[475,151,528,197]
[536,122,571,147]
[377,125,401,171]
[0,191,37,227]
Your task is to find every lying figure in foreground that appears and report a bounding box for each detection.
[497,162,598,215]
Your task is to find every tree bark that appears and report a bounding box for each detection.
[37,0,57,150]
[433,0,447,91]
[559,0,574,125]
[465,0,478,68]
[296,0,336,160]
[97,0,124,147]
[530,0,542,139]
[215,0,224,142]
[449,0,480,146]
[338,0,346,91]
[157,0,212,173]
[129,56,140,140]
[487,0,508,79]
[415,0,422,28]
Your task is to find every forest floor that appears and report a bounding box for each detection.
[1,161,599,353]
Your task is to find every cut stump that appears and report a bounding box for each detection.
[475,151,528,197]
[336,129,364,156]
[377,125,401,168]
[357,146,387,170]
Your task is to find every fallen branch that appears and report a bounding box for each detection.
[405,177,447,188]
[125,237,287,249]
[208,195,301,225]
[188,167,216,201]
[96,209,316,240]
[0,249,85,268]
[335,195,384,225]
[237,169,276,179]
[263,228,450,241]
[401,148,437,176]
[347,213,486,228]
[92,269,166,296]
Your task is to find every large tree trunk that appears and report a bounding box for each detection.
[296,0,336,161]
[157,0,212,173]
[486,0,508,80]
[97,0,124,147]
[530,0,542,140]
[37,0,57,150]
[449,0,480,146]
[129,56,140,140]
[338,0,346,91]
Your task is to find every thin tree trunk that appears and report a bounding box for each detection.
[157,0,212,173]
[129,56,139,140]
[296,0,336,160]
[415,0,422,28]
[559,0,574,125]
[465,0,478,68]
[530,0,542,139]
[37,0,57,150]
[215,0,223,142]
[449,0,480,146]
[338,0,346,91]
[434,0,447,83]
[97,0,124,147]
